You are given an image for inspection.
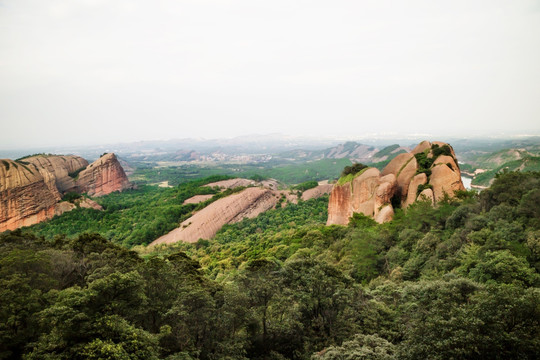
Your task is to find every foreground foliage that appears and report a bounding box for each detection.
[1,171,539,359]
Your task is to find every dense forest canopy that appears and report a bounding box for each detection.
[1,171,539,359]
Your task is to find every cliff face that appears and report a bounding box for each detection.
[1,153,131,232]
[327,141,465,225]
[76,153,132,197]
[0,160,60,232]
[24,155,88,193]
[327,168,397,225]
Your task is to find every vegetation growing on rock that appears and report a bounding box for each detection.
[337,163,369,185]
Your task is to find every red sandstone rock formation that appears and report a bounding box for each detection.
[183,194,214,205]
[327,141,465,225]
[301,184,333,201]
[24,155,88,193]
[402,142,464,205]
[76,153,132,197]
[1,153,130,232]
[430,161,464,201]
[54,198,103,215]
[151,187,280,245]
[327,168,398,225]
[404,173,428,208]
[205,178,257,189]
[0,159,60,232]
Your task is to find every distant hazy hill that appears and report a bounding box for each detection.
[453,139,540,187]
[472,155,540,187]
[469,149,535,168]
[278,142,408,166]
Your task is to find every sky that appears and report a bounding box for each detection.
[1,0,540,149]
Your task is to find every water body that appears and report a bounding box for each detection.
[461,176,472,190]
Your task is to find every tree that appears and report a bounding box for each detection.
[313,334,396,360]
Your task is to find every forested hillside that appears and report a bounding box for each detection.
[27,175,235,247]
[1,171,539,359]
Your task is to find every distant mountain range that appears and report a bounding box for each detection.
[3,135,540,188]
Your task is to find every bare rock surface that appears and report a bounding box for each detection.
[183,194,214,205]
[327,182,353,226]
[327,169,397,225]
[411,140,432,154]
[206,178,256,189]
[260,179,280,190]
[79,198,103,210]
[350,168,382,216]
[374,205,394,224]
[24,155,88,193]
[76,153,132,197]
[54,198,103,216]
[301,184,333,201]
[430,163,465,201]
[381,153,413,177]
[418,188,435,204]
[275,190,298,204]
[433,155,458,171]
[396,156,418,202]
[55,201,76,215]
[404,173,428,208]
[151,187,279,245]
[0,159,59,232]
[375,174,397,213]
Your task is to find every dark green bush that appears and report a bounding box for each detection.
[68,166,86,179]
[292,181,318,191]
[250,174,268,182]
[431,144,452,158]
[416,183,433,197]
[62,192,82,203]
[341,163,368,177]
[414,152,434,173]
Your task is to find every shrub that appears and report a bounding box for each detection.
[431,144,452,158]
[414,152,434,173]
[68,166,86,179]
[62,192,82,203]
[1,160,9,171]
[250,174,268,182]
[341,163,368,177]
[416,183,433,197]
[292,181,318,192]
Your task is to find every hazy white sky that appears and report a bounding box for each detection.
[1,0,539,148]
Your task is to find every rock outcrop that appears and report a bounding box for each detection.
[54,198,103,215]
[1,153,130,232]
[327,168,398,225]
[301,184,333,201]
[76,153,132,197]
[151,187,281,244]
[327,141,465,225]
[24,155,88,193]
[183,194,214,205]
[0,159,60,232]
[152,177,331,245]
[206,178,257,189]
